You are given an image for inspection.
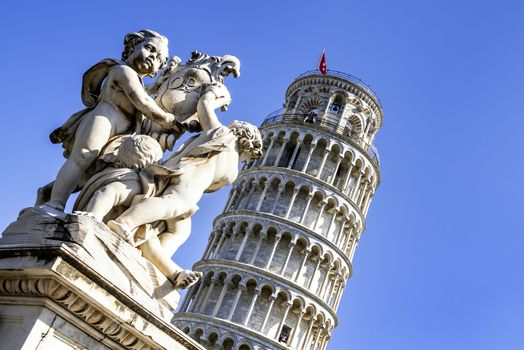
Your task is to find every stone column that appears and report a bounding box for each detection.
[351,170,363,200]
[179,282,198,312]
[261,136,276,166]
[299,193,315,224]
[245,181,258,209]
[225,228,240,255]
[291,94,302,114]
[249,230,266,265]
[202,230,218,260]
[322,95,335,119]
[270,184,286,214]
[287,139,303,168]
[339,102,350,128]
[211,227,228,259]
[255,182,270,211]
[343,225,356,254]
[199,275,218,313]
[279,241,296,275]
[342,162,355,192]
[313,200,328,231]
[317,264,332,295]
[265,234,282,269]
[324,273,339,302]
[307,257,323,289]
[274,302,292,340]
[330,155,343,185]
[285,187,300,219]
[234,181,250,210]
[244,287,262,326]
[358,181,369,207]
[301,315,317,350]
[294,249,311,283]
[290,310,305,347]
[189,278,207,312]
[235,228,251,261]
[261,295,277,332]
[227,283,245,321]
[310,325,323,350]
[363,189,374,215]
[320,331,331,350]
[211,279,229,317]
[334,281,346,310]
[326,208,338,239]
[223,186,239,212]
[349,236,360,261]
[316,147,331,179]
[301,142,317,173]
[274,137,289,167]
[335,218,347,247]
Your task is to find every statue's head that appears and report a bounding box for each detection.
[116,135,163,170]
[229,121,263,162]
[122,29,169,77]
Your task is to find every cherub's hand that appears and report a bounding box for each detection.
[168,56,182,69]
[161,56,181,77]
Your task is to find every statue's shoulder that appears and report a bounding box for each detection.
[81,58,127,107]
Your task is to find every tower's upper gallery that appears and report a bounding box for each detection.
[262,70,383,160]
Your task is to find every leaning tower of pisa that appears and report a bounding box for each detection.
[172,69,383,350]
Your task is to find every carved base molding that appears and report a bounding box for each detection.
[0,208,204,350]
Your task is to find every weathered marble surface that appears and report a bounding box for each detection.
[0,208,204,350]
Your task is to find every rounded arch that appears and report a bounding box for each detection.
[347,114,364,136]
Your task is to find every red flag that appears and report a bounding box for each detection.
[319,50,327,74]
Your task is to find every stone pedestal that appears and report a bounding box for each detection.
[0,208,203,350]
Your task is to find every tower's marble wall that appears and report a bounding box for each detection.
[172,70,383,350]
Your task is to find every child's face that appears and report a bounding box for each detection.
[129,37,167,76]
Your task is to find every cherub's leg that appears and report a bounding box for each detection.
[139,218,202,289]
[113,167,211,233]
[35,181,54,206]
[48,116,113,209]
[83,180,142,221]
[159,218,192,257]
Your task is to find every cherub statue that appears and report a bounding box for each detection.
[74,120,262,289]
[42,29,177,211]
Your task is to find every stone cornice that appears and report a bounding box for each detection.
[172,313,289,350]
[258,122,382,185]
[285,75,383,127]
[0,272,201,350]
[213,210,353,278]
[239,165,370,226]
[192,259,340,327]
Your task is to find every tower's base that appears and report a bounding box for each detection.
[0,208,203,350]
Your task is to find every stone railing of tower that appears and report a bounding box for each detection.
[260,111,380,166]
[295,69,382,107]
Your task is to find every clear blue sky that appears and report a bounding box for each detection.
[1,1,523,349]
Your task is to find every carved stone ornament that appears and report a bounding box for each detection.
[0,207,204,350]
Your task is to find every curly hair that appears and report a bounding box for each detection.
[229,120,263,160]
[121,29,169,69]
[117,135,163,170]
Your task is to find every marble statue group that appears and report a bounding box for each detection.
[35,29,263,291]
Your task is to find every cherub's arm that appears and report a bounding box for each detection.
[113,65,175,128]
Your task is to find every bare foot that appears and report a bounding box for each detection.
[170,270,203,290]
[107,220,134,244]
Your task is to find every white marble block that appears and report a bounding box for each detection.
[0,208,204,350]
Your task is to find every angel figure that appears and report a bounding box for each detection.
[42,29,177,211]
